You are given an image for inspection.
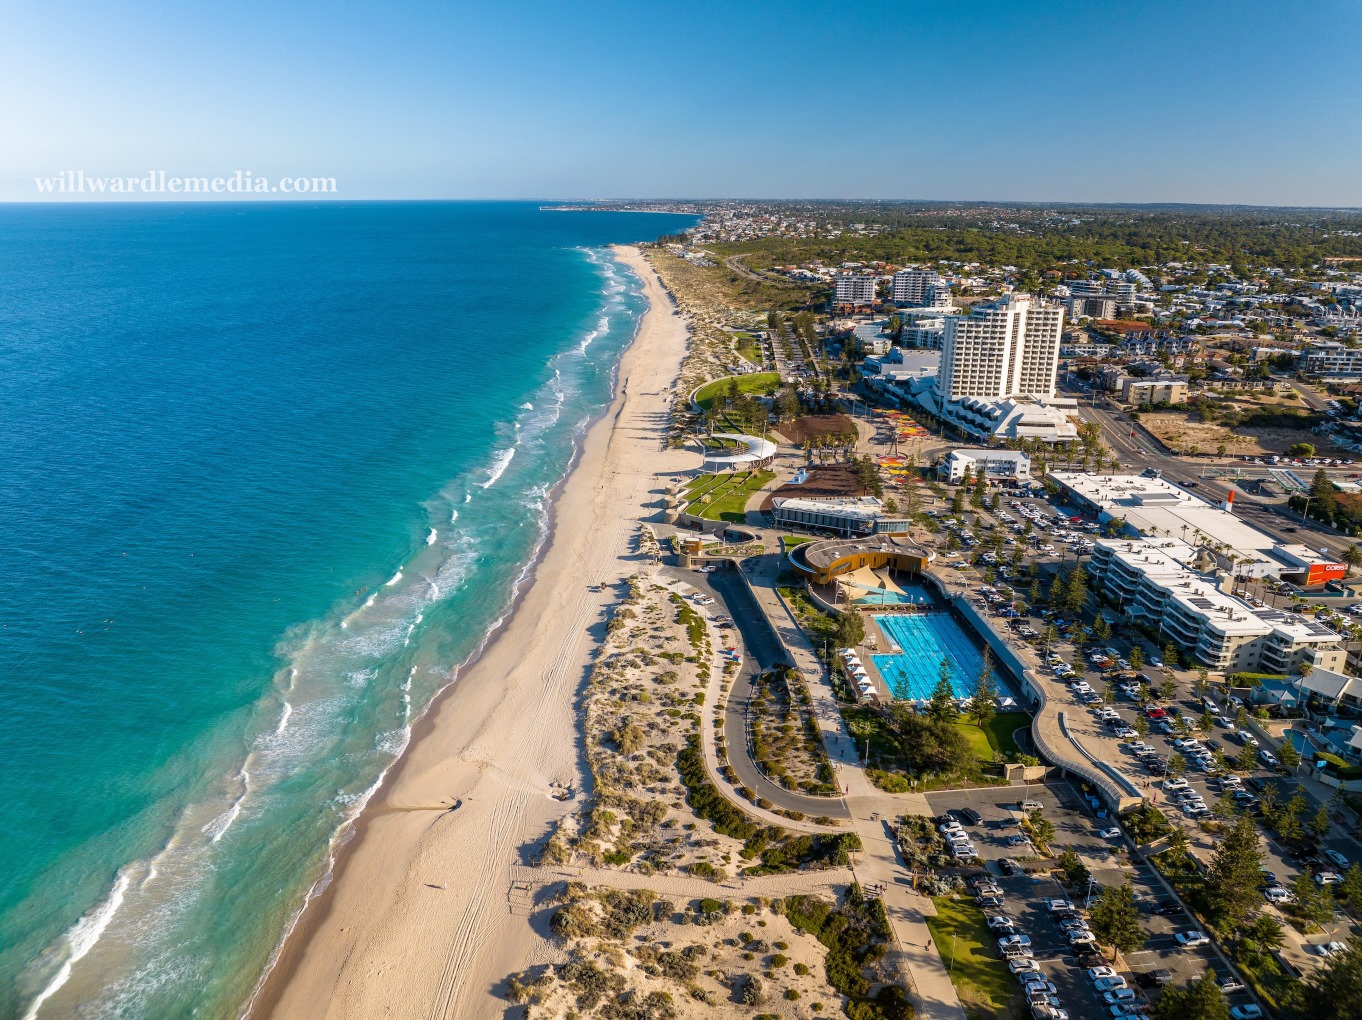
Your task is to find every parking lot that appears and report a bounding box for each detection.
[926,781,1244,1018]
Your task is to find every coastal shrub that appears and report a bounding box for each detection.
[784,886,893,1013]
[557,959,625,1010]
[676,733,760,840]
[794,962,810,976]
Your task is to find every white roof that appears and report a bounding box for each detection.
[702,433,777,468]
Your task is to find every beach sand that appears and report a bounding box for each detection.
[252,245,690,1019]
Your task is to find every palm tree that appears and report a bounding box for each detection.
[1343,544,1362,577]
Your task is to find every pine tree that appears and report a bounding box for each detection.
[1065,567,1088,615]
[1279,739,1301,770]
[1310,804,1332,840]
[972,647,997,729]
[1090,882,1144,954]
[1152,971,1229,1020]
[1205,814,1265,931]
[928,660,957,722]
[1235,742,1257,772]
[1340,862,1362,908]
[1310,467,1338,519]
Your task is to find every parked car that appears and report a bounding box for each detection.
[1229,1007,1263,1020]
[998,934,1032,950]
[1093,976,1128,991]
[1259,749,1279,767]
[1010,957,1042,976]
[1217,977,1246,994]
[1100,826,1122,839]
[1087,967,1119,982]
[1104,989,1137,1004]
[1315,941,1347,958]
[1175,930,1210,947]
[1323,848,1350,869]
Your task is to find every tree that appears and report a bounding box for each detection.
[834,610,865,648]
[1310,467,1338,519]
[1295,945,1362,1020]
[1199,709,1216,733]
[1310,803,1332,840]
[1167,753,1188,779]
[1204,814,1264,930]
[1159,673,1179,703]
[1093,616,1112,642]
[1344,544,1362,577]
[1340,862,1362,908]
[1134,714,1150,737]
[1258,782,1279,821]
[1129,646,1145,671]
[928,660,957,722]
[1089,882,1144,954]
[1152,971,1228,1020]
[1064,567,1088,616]
[1278,791,1307,841]
[1027,809,1055,850]
[1057,848,1090,889]
[1278,739,1301,771]
[1163,643,1180,669]
[1235,742,1258,773]
[972,648,997,729]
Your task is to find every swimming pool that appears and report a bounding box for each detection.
[871,612,1010,702]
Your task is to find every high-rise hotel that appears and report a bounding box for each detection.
[939,294,1065,401]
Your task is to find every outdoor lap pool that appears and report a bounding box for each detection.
[871,612,1013,702]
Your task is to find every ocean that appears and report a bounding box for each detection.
[0,202,697,1019]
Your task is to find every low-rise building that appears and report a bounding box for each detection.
[1118,375,1189,404]
[1300,340,1362,378]
[1086,537,1345,672]
[940,448,1032,483]
[771,495,913,537]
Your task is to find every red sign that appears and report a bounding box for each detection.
[1307,562,1347,586]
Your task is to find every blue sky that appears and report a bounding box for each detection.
[3,0,1360,204]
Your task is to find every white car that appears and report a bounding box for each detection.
[998,934,1032,949]
[1087,967,1119,982]
[1264,887,1296,905]
[1100,827,1122,839]
[1174,930,1209,947]
[1163,778,1189,791]
[1093,975,1127,991]
[1258,749,1279,767]
[1010,957,1042,976]
[1104,989,1137,1004]
[1315,941,1347,958]
[1315,871,1343,886]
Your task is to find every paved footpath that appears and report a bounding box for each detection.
[741,554,969,1020]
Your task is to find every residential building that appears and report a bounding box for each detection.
[833,274,878,310]
[1118,375,1190,405]
[939,294,1065,401]
[1085,538,1345,672]
[940,448,1031,483]
[892,268,944,306]
[1300,340,1362,378]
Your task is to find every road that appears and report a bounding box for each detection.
[679,564,853,820]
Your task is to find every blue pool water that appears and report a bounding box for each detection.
[871,612,1010,702]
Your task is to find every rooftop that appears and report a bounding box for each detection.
[796,533,931,572]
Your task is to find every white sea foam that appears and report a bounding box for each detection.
[448,508,459,524]
[464,491,472,503]
[577,329,599,354]
[481,447,515,488]
[274,701,293,735]
[520,401,533,410]
[384,570,403,587]
[425,528,437,546]
[23,870,132,1020]
[202,768,251,844]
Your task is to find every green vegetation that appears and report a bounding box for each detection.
[1089,882,1144,954]
[733,331,763,364]
[1151,971,1228,1020]
[783,886,907,1020]
[683,469,775,521]
[694,372,780,410]
[848,704,1026,791]
[924,896,1016,1020]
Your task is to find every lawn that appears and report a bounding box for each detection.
[924,897,1018,1020]
[733,331,764,364]
[693,371,780,410]
[685,469,775,522]
[952,712,1029,765]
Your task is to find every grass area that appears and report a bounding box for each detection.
[693,371,781,410]
[684,469,775,522]
[978,711,1028,759]
[733,331,763,364]
[924,897,1017,1020]
[780,535,813,552]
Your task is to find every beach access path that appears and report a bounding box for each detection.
[254,246,694,1020]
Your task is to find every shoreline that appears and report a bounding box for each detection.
[250,244,691,1019]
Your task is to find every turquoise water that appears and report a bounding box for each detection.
[871,611,1009,701]
[0,202,696,1019]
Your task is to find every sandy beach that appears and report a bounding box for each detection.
[252,245,691,1019]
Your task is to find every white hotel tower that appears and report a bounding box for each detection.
[939,293,1064,402]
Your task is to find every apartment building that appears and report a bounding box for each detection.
[892,268,945,306]
[939,448,1031,483]
[1300,340,1362,378]
[833,274,878,309]
[1087,538,1345,672]
[939,294,1065,401]
[1118,375,1189,405]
